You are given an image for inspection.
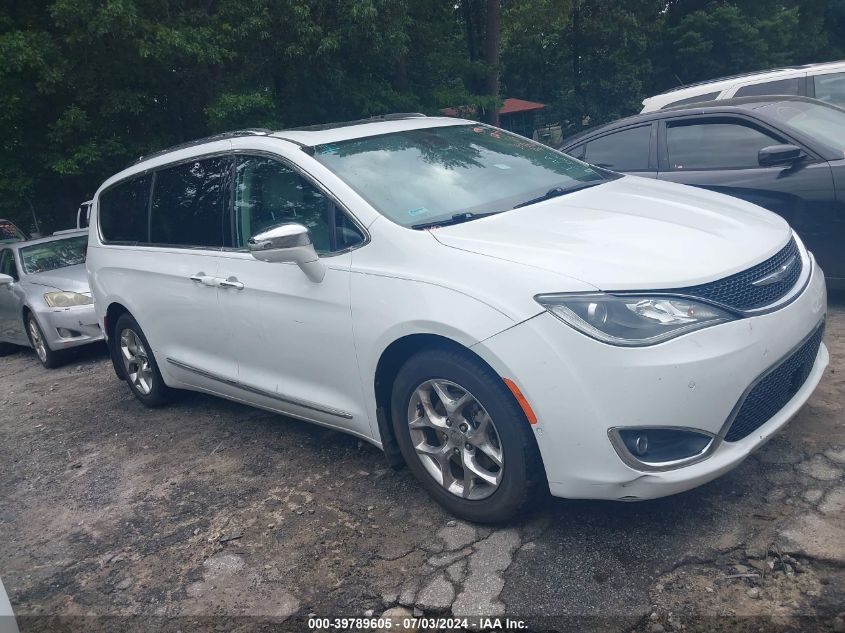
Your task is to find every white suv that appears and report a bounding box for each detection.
[87,115,828,522]
[642,60,845,112]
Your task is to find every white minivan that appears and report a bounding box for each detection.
[87,115,828,522]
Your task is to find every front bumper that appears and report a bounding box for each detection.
[473,255,828,501]
[31,303,104,351]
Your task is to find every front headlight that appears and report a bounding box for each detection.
[535,293,735,346]
[43,291,93,308]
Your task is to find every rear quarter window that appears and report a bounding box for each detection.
[735,77,801,97]
[99,175,151,243]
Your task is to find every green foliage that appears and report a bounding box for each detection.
[0,0,843,231]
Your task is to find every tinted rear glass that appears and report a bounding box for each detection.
[150,157,231,248]
[735,78,801,97]
[584,126,651,171]
[99,175,151,243]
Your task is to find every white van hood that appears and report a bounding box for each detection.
[430,176,792,291]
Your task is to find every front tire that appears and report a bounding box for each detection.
[27,314,63,369]
[391,348,545,523]
[114,313,173,407]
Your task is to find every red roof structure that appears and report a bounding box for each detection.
[440,97,546,118]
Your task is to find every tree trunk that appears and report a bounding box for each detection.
[484,0,501,125]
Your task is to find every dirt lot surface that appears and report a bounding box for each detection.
[1,296,843,633]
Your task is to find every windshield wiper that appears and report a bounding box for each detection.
[513,181,604,209]
[412,211,500,230]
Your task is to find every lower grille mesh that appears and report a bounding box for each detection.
[725,323,824,442]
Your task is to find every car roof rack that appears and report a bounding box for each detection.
[284,112,427,133]
[129,114,429,166]
[130,129,273,165]
[656,60,845,96]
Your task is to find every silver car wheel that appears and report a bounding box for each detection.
[120,328,153,396]
[28,317,47,363]
[407,379,504,500]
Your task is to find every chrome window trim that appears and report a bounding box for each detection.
[165,357,354,420]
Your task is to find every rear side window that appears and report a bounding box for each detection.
[583,125,651,171]
[735,78,801,97]
[662,91,721,109]
[666,121,782,170]
[150,156,232,248]
[812,72,845,105]
[99,174,151,243]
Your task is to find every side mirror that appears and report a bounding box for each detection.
[248,223,325,283]
[758,144,804,167]
[0,273,13,286]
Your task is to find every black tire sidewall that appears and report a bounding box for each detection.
[114,313,171,407]
[391,348,541,523]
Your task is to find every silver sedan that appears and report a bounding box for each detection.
[0,231,103,368]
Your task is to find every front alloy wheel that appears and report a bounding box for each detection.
[391,348,545,523]
[408,379,504,500]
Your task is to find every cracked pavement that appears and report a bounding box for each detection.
[1,295,843,632]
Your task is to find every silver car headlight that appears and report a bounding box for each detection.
[535,293,735,346]
[43,291,93,308]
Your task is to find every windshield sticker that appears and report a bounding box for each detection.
[407,207,429,217]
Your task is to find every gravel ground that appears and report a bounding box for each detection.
[1,295,843,633]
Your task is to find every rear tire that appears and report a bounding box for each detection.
[391,347,546,523]
[27,314,63,369]
[114,313,173,407]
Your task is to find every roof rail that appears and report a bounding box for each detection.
[285,112,427,133]
[131,129,273,166]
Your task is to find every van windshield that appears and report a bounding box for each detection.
[312,124,605,228]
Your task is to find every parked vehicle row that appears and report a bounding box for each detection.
[68,114,828,522]
[561,96,845,288]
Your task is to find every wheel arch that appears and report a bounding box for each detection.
[373,333,529,470]
[105,301,131,379]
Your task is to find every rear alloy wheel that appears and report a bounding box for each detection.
[391,348,545,523]
[114,313,172,407]
[27,314,62,369]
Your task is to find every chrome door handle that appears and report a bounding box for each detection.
[189,273,219,287]
[219,277,244,290]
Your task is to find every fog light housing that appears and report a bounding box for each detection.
[609,427,715,471]
[57,328,81,338]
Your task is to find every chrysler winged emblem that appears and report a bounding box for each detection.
[751,255,797,287]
